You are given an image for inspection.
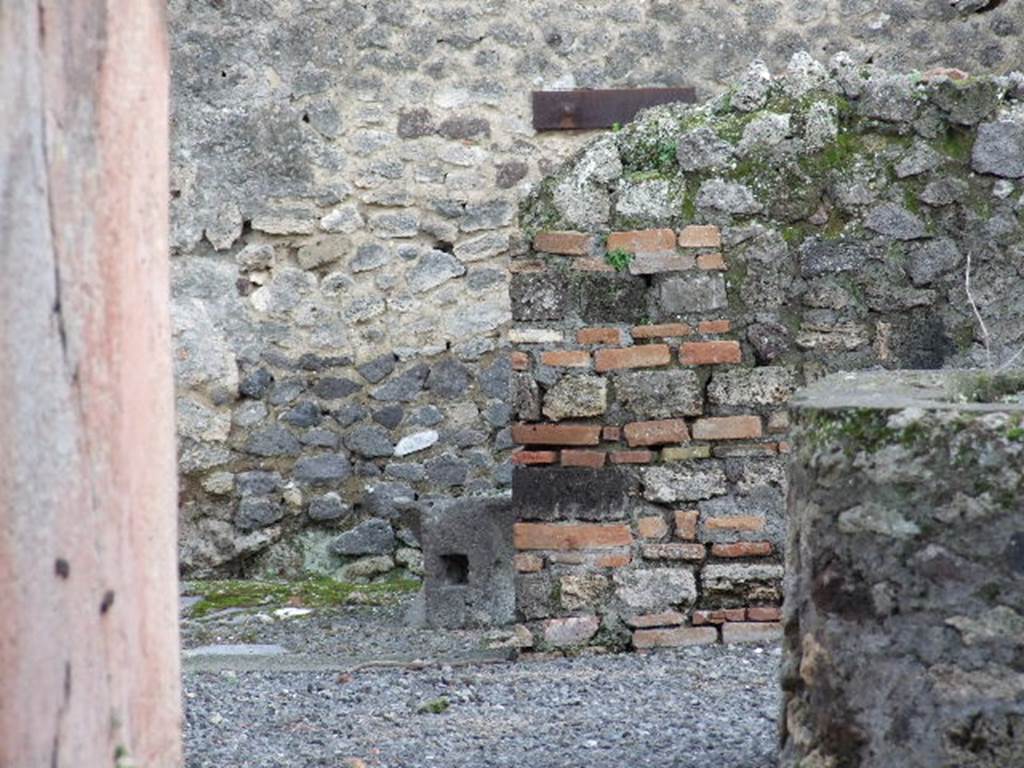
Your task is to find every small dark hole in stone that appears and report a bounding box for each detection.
[54,558,70,579]
[302,112,310,124]
[434,240,454,254]
[99,590,115,615]
[440,554,469,585]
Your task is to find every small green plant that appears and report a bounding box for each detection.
[418,697,450,714]
[611,121,622,132]
[604,248,633,272]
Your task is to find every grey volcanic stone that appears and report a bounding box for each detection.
[396,107,434,138]
[677,127,734,171]
[371,364,429,402]
[799,238,868,276]
[614,369,703,418]
[614,569,697,612]
[293,453,351,485]
[357,353,397,384]
[424,454,469,487]
[747,322,791,364]
[972,119,1024,178]
[246,426,301,457]
[407,250,465,293]
[422,496,515,628]
[345,425,395,458]
[438,115,490,139]
[542,375,607,421]
[236,497,284,531]
[372,405,404,429]
[864,203,926,240]
[906,238,961,286]
[578,274,648,323]
[330,518,396,556]
[239,368,273,399]
[426,359,471,398]
[313,377,361,399]
[236,471,282,496]
[513,466,633,521]
[708,367,797,408]
[696,179,762,214]
[659,272,727,313]
[643,465,727,503]
[280,401,322,428]
[510,272,569,321]
[478,357,510,399]
[307,492,350,521]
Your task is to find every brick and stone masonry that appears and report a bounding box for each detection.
[510,221,789,650]
[782,371,1024,768]
[509,57,1024,650]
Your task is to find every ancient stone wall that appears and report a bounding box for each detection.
[511,54,1024,648]
[168,0,1024,577]
[783,371,1024,768]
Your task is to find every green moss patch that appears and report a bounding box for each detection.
[184,576,420,617]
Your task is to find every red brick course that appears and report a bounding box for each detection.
[674,509,699,540]
[510,351,531,370]
[609,450,654,464]
[623,418,689,447]
[533,231,592,255]
[678,224,722,248]
[680,340,742,365]
[606,228,677,253]
[631,323,691,339]
[697,252,727,270]
[511,423,602,446]
[625,611,686,628]
[540,350,591,367]
[514,522,633,550]
[711,541,774,558]
[577,327,622,345]
[633,626,718,648]
[595,344,671,372]
[691,415,763,440]
[511,450,559,465]
[560,449,606,468]
[698,319,731,334]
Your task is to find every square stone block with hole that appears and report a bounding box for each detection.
[421,494,515,628]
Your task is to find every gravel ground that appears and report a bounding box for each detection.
[183,596,781,768]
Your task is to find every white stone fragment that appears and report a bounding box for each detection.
[394,430,439,457]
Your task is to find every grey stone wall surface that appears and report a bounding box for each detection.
[169,0,1024,577]
[783,370,1024,768]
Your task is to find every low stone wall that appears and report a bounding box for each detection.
[512,55,1024,648]
[783,370,1024,768]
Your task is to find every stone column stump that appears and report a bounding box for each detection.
[782,370,1024,768]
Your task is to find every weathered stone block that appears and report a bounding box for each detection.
[542,374,608,420]
[658,272,727,314]
[422,496,515,628]
[614,569,697,611]
[614,369,703,418]
[700,563,783,607]
[513,466,633,521]
[510,271,569,321]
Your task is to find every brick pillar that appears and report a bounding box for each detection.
[509,224,790,650]
[0,2,182,766]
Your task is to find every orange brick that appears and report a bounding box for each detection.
[777,441,791,454]
[641,543,705,561]
[514,553,544,573]
[606,228,676,253]
[747,606,782,622]
[534,231,592,255]
[692,415,762,441]
[561,449,606,468]
[711,541,773,558]
[577,327,622,345]
[511,423,602,446]
[633,626,718,648]
[511,450,559,465]
[692,608,747,625]
[674,509,699,540]
[678,224,722,248]
[698,319,731,334]
[509,259,546,273]
[514,522,633,551]
[602,425,621,442]
[609,450,654,464]
[595,344,671,372]
[595,552,632,568]
[623,418,689,447]
[722,622,783,644]
[697,252,727,270]
[706,515,765,532]
[540,350,591,368]
[510,351,531,370]
[680,340,742,365]
[631,323,691,339]
[572,257,615,272]
[625,611,686,628]
[637,515,669,539]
